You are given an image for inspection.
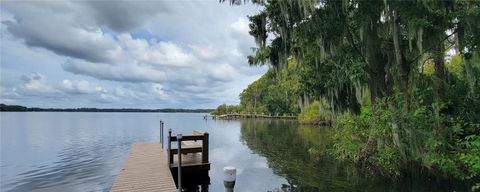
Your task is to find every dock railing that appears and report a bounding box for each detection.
[167,130,209,165]
[167,130,210,191]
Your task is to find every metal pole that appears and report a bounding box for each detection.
[168,129,172,166]
[159,120,163,144]
[177,134,182,192]
[160,121,164,148]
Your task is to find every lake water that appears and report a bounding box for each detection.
[0,112,468,192]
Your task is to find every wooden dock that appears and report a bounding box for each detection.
[111,124,210,192]
[167,130,210,174]
[215,113,297,120]
[111,142,176,192]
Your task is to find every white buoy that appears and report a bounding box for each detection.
[223,166,236,192]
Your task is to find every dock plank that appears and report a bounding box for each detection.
[111,142,176,192]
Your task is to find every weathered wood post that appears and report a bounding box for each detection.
[177,134,183,192]
[202,132,209,164]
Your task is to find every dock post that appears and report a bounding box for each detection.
[160,120,164,148]
[202,132,209,163]
[162,121,164,147]
[158,120,163,144]
[168,129,172,166]
[177,134,183,192]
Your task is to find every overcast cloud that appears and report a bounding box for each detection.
[0,0,267,108]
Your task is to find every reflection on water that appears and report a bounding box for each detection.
[1,113,468,192]
[1,112,286,192]
[239,119,468,192]
[7,146,118,192]
[1,112,150,192]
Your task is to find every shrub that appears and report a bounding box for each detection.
[298,101,332,124]
[330,96,480,183]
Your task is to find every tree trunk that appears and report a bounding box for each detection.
[391,10,408,162]
[455,22,464,54]
[365,22,387,103]
[464,56,477,95]
[456,21,476,95]
[254,87,257,112]
[434,43,447,82]
[392,10,410,106]
[433,35,447,98]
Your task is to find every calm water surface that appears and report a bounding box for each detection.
[0,112,467,192]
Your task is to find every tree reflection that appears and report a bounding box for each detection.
[238,119,467,192]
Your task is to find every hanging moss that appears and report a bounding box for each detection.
[225,0,480,187]
[417,27,423,53]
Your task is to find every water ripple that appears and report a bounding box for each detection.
[4,141,127,192]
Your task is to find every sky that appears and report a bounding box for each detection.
[0,0,268,109]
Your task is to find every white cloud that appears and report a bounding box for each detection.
[3,2,123,63]
[62,59,167,83]
[114,86,126,97]
[1,1,268,108]
[151,83,168,100]
[61,79,105,94]
[230,17,250,36]
[97,93,118,103]
[189,44,219,60]
[19,73,57,95]
[119,34,193,67]
[210,63,240,81]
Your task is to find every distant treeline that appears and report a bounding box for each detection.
[0,104,213,113]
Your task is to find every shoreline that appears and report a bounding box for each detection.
[207,114,297,120]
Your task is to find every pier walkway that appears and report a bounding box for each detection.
[216,113,296,119]
[111,123,210,192]
[111,142,176,192]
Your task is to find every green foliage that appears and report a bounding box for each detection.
[213,58,301,116]
[211,104,242,115]
[330,113,367,162]
[422,60,435,76]
[331,95,480,181]
[458,134,480,179]
[0,104,28,111]
[298,100,332,124]
[330,103,402,176]
[239,68,300,115]
[447,54,464,77]
[231,0,480,187]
